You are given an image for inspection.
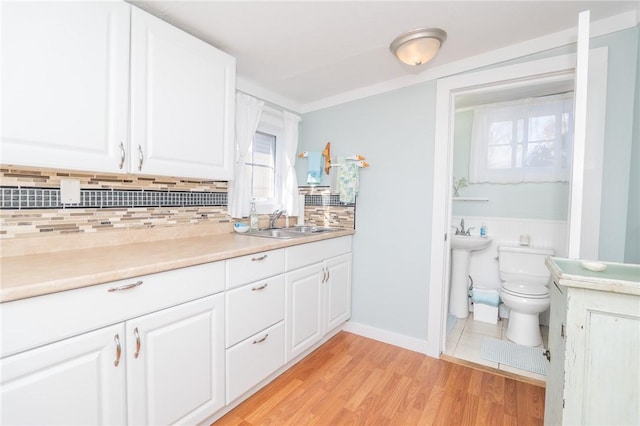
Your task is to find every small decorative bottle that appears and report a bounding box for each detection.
[249,201,259,231]
[480,223,487,238]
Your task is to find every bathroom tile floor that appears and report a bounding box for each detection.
[445,316,548,382]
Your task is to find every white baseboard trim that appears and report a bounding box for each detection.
[342,321,433,356]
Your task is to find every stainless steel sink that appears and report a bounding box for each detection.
[242,226,340,239]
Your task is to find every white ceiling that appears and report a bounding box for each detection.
[131,1,639,112]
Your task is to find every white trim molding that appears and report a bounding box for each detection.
[342,321,429,355]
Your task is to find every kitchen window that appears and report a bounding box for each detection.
[469,94,573,184]
[245,110,285,213]
[247,131,276,200]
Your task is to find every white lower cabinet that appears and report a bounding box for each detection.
[224,264,286,404]
[324,254,353,332]
[226,322,285,403]
[1,294,224,426]
[1,236,353,425]
[126,294,225,425]
[285,263,325,361]
[545,280,640,425]
[1,324,127,425]
[225,274,285,348]
[285,237,353,362]
[1,262,225,426]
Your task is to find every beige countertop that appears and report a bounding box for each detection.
[0,229,354,303]
[546,257,640,296]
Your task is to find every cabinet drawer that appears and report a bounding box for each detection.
[286,236,352,271]
[1,262,224,358]
[226,249,285,290]
[226,274,284,348]
[226,321,284,404]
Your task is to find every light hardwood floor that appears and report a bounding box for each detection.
[215,331,545,425]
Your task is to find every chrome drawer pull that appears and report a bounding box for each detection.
[137,145,144,171]
[251,254,268,261]
[118,142,126,170]
[114,334,122,367]
[252,283,268,291]
[134,327,141,358]
[108,280,143,292]
[253,334,269,344]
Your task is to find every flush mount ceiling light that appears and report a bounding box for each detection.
[390,28,447,66]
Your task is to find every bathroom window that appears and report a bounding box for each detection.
[469,94,573,183]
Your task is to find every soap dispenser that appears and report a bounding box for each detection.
[249,201,259,231]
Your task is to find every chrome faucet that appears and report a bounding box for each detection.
[452,218,474,236]
[268,209,285,229]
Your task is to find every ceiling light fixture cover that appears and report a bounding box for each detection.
[390,28,447,66]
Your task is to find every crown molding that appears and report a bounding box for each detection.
[238,10,638,115]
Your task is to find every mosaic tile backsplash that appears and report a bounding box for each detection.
[0,166,355,240]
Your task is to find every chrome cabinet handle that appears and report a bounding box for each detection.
[137,145,144,171]
[108,280,143,292]
[134,327,141,358]
[251,254,268,261]
[252,283,268,291]
[322,267,329,283]
[114,334,122,367]
[118,142,126,170]
[253,333,269,344]
[326,268,330,282]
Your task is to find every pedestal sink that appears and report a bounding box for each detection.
[449,235,492,318]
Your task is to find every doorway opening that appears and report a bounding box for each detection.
[425,49,608,376]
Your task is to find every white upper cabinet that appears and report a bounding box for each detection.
[1,2,236,181]
[1,1,130,173]
[130,7,236,180]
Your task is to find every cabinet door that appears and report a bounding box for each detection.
[564,289,640,425]
[285,263,324,362]
[126,294,225,425]
[324,254,352,333]
[544,282,567,426]
[1,324,126,425]
[130,7,235,180]
[1,2,130,173]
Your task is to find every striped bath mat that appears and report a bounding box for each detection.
[480,337,548,375]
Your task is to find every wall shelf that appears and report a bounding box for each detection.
[452,197,489,202]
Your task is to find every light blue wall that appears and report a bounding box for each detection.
[298,83,436,339]
[452,109,570,220]
[625,32,640,264]
[297,26,639,341]
[592,28,639,261]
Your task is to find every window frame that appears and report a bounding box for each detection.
[246,108,285,214]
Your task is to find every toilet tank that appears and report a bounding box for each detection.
[498,245,554,284]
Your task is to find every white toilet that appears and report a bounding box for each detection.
[498,245,554,347]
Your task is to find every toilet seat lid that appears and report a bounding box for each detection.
[502,281,549,298]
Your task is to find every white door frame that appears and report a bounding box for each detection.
[425,48,608,358]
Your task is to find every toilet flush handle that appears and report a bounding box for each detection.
[543,349,551,362]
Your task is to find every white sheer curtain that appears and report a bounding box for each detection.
[228,93,264,218]
[281,111,301,216]
[469,94,573,184]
